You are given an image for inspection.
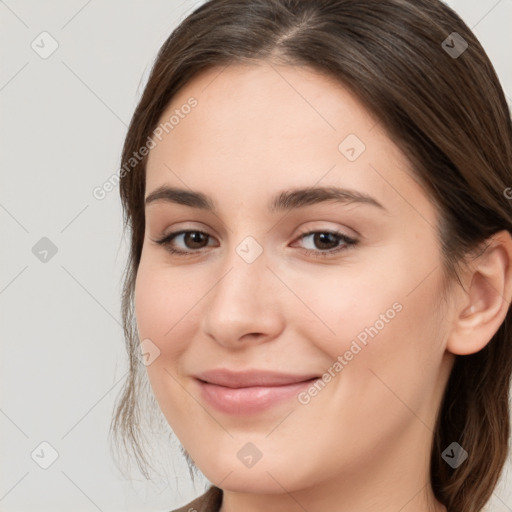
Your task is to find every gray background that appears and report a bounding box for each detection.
[1,1,511,510]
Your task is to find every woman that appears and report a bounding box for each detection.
[110,1,512,511]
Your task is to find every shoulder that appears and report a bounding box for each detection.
[169,485,223,512]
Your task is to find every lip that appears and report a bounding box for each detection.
[195,369,320,415]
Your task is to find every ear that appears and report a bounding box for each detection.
[446,230,512,356]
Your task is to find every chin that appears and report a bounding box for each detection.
[197,452,314,495]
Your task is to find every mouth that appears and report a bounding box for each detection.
[194,369,320,415]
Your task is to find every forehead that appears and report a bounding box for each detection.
[150,62,379,158]
[144,62,432,222]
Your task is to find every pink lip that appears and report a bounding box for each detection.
[195,369,319,415]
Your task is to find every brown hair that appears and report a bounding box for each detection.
[110,1,512,510]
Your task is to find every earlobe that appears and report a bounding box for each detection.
[446,230,512,356]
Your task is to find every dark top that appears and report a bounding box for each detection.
[170,485,223,512]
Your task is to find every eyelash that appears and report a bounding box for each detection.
[153,229,358,259]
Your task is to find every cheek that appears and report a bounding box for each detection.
[343,268,446,419]
[303,267,404,358]
[134,265,166,346]
[309,251,445,388]
[133,268,204,434]
[134,260,204,417]
[134,260,199,353]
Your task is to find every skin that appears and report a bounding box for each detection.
[134,61,512,512]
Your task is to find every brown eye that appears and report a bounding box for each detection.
[310,232,341,250]
[295,230,358,258]
[182,231,210,249]
[154,230,215,256]
[154,229,358,259]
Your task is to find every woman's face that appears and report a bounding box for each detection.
[135,62,456,502]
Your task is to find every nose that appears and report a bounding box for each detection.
[200,244,284,349]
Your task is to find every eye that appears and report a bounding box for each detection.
[152,229,358,258]
[153,230,215,256]
[292,229,358,258]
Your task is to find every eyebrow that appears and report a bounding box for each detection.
[144,185,387,213]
